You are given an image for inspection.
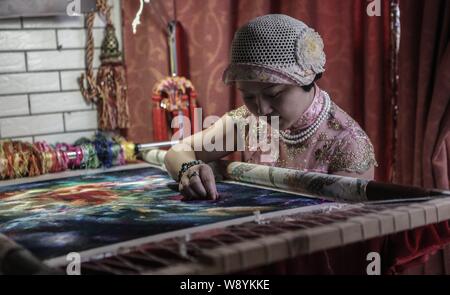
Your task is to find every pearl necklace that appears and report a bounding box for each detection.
[279,91,331,145]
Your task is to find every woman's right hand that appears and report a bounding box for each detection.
[178,164,219,200]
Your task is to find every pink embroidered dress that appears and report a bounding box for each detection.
[227,84,378,175]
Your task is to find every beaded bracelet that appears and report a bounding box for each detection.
[177,160,204,182]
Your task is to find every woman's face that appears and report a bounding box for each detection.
[237,81,315,130]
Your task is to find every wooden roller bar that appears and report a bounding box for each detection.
[141,149,450,203]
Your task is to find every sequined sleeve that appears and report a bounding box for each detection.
[226,105,253,150]
[226,105,251,124]
[328,130,378,174]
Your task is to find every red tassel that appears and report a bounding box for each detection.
[152,95,169,141]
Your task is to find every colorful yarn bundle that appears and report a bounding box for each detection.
[114,135,137,162]
[34,142,69,174]
[92,134,117,168]
[0,132,139,181]
[55,143,84,169]
[73,138,101,169]
[0,141,43,179]
[76,133,126,169]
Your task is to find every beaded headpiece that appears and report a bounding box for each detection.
[223,14,326,86]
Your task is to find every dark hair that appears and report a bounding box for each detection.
[301,73,322,92]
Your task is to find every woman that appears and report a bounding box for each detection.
[165,14,377,200]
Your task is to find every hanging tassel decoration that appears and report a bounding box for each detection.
[78,0,130,131]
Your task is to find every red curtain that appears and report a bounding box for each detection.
[396,0,450,189]
[121,0,449,187]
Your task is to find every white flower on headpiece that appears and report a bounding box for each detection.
[296,28,326,75]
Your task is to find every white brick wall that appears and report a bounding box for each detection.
[30,91,92,114]
[64,110,98,131]
[0,30,56,51]
[0,114,64,137]
[0,72,60,95]
[0,0,122,145]
[0,95,29,117]
[57,28,104,48]
[60,70,87,90]
[0,52,26,72]
[27,49,101,71]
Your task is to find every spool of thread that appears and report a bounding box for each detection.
[92,133,128,168]
[75,140,100,169]
[33,142,68,174]
[0,141,42,180]
[0,132,176,180]
[111,142,125,166]
[16,141,43,177]
[56,143,83,169]
[114,136,136,162]
[93,134,113,168]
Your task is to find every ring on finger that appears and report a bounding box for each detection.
[188,171,199,179]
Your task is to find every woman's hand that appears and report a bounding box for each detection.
[178,164,219,200]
